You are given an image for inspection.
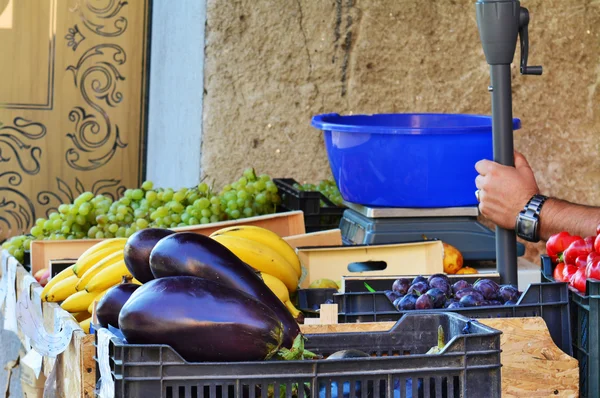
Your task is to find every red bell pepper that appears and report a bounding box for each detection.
[563,263,579,283]
[576,254,589,269]
[588,251,600,265]
[563,238,591,265]
[587,256,600,280]
[596,224,600,236]
[570,267,588,294]
[595,233,600,254]
[553,262,566,282]
[546,232,583,264]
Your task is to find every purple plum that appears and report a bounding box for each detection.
[447,302,462,309]
[460,294,484,308]
[452,280,472,295]
[504,300,517,306]
[455,288,484,302]
[407,282,429,296]
[429,278,451,296]
[498,285,521,303]
[426,288,446,309]
[385,290,402,303]
[392,278,411,295]
[488,300,502,306]
[427,274,450,284]
[415,294,434,310]
[395,294,418,311]
[473,279,500,300]
[412,276,428,285]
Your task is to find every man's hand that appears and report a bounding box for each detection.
[475,151,540,230]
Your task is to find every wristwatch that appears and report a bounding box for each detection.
[515,194,548,242]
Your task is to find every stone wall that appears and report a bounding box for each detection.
[202,0,600,260]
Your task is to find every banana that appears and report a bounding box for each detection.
[85,261,132,293]
[76,251,124,291]
[212,235,298,292]
[61,289,103,313]
[79,317,91,334]
[73,240,126,277]
[71,311,91,323]
[75,238,127,266]
[45,274,79,302]
[210,225,302,277]
[260,272,302,318]
[87,287,111,314]
[131,278,142,285]
[40,265,74,301]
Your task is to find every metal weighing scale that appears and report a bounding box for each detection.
[340,0,543,285]
[339,203,526,262]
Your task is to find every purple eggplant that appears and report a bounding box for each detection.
[148,232,300,347]
[124,228,175,283]
[119,276,284,362]
[96,280,140,329]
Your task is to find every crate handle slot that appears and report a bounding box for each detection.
[348,261,387,272]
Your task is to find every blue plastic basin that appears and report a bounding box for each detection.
[311,113,521,208]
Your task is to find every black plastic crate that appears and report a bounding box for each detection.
[95,312,501,398]
[343,272,499,293]
[334,281,572,357]
[274,178,345,233]
[296,288,337,312]
[541,255,600,398]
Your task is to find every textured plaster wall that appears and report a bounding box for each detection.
[202,0,600,261]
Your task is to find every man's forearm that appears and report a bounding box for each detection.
[539,198,600,241]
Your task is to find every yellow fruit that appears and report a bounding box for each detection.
[456,266,478,275]
[85,261,132,293]
[87,287,111,314]
[61,290,103,313]
[260,273,302,319]
[212,235,299,292]
[73,240,126,277]
[79,317,91,334]
[45,274,79,302]
[76,238,127,267]
[210,225,302,277]
[76,251,124,291]
[309,278,339,289]
[131,278,142,285]
[71,311,91,323]
[443,242,464,274]
[40,265,75,301]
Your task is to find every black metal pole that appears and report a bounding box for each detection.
[490,64,518,286]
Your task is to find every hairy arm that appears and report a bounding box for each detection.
[538,198,600,240]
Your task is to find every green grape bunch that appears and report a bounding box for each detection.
[294,178,344,207]
[1,168,282,264]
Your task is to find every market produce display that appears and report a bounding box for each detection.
[1,168,282,264]
[385,274,522,310]
[293,178,344,207]
[547,227,600,294]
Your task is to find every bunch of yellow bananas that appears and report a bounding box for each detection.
[39,238,140,333]
[210,225,303,319]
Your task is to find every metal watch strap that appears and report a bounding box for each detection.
[517,194,548,242]
[523,194,548,216]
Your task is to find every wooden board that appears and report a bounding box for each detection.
[296,240,445,289]
[0,0,152,242]
[300,318,579,397]
[30,211,305,273]
[283,228,343,249]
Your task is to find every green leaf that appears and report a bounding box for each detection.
[364,282,376,293]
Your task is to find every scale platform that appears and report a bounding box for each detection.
[340,202,525,261]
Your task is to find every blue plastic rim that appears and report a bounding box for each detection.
[312,113,521,208]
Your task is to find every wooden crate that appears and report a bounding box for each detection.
[30,211,305,273]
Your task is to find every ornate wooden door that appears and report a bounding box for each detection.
[0,0,151,241]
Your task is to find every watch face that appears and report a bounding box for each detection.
[517,215,537,240]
